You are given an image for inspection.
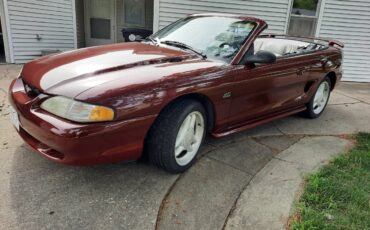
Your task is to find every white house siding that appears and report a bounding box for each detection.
[7,0,75,63]
[156,0,291,34]
[317,0,370,82]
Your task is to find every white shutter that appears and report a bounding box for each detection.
[7,0,75,63]
[318,0,370,82]
[156,0,290,34]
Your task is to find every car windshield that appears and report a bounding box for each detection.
[151,16,256,62]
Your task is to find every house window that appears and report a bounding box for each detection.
[288,0,320,37]
[91,18,111,39]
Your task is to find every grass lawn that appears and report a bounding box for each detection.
[291,133,370,230]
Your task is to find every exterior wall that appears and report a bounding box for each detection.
[155,0,291,33]
[6,0,76,63]
[317,0,370,82]
[2,0,368,82]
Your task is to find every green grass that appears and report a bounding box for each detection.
[291,133,370,230]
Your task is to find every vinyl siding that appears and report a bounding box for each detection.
[156,0,290,33]
[7,0,75,63]
[317,0,370,82]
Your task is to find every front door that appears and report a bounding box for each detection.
[85,0,116,46]
[227,58,309,128]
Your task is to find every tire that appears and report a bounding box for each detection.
[303,77,331,119]
[146,99,207,173]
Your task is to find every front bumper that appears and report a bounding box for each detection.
[9,78,156,165]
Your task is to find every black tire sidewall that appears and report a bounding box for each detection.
[147,99,207,173]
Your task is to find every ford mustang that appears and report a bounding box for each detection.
[9,14,343,173]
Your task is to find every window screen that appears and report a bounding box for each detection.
[90,18,111,39]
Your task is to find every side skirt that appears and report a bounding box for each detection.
[211,106,307,138]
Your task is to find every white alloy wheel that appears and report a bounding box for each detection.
[313,81,330,115]
[174,111,205,166]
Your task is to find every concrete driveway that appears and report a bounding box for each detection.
[1,64,369,230]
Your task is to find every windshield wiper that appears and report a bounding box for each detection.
[161,40,207,59]
[145,36,158,44]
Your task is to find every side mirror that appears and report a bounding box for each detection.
[245,50,276,64]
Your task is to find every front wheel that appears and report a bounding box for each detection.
[146,99,206,173]
[304,77,331,118]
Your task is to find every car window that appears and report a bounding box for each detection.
[153,16,256,62]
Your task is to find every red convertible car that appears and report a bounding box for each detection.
[9,14,343,173]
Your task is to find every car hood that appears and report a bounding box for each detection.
[21,42,198,97]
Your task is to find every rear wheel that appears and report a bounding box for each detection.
[304,77,331,118]
[146,99,206,173]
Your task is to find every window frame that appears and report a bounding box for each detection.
[286,0,323,37]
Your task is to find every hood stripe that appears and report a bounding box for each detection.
[44,53,197,93]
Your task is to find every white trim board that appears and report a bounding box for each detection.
[71,0,77,49]
[284,0,294,34]
[315,0,326,37]
[153,0,159,32]
[2,0,14,63]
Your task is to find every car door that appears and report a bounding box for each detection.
[226,55,310,129]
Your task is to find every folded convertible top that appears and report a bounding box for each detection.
[260,34,344,48]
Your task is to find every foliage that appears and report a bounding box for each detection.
[293,0,319,11]
[291,133,370,230]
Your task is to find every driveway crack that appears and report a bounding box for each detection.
[272,156,298,164]
[252,137,279,154]
[335,92,370,105]
[154,174,181,230]
[273,122,287,135]
[329,102,362,106]
[206,155,254,176]
[221,158,267,230]
[220,134,307,229]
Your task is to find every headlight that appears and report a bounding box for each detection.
[40,96,114,123]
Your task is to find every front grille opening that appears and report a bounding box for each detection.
[23,80,41,97]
